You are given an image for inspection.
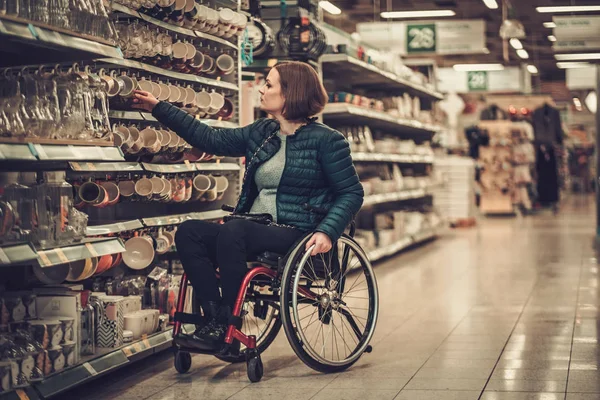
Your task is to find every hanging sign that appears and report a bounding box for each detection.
[553,39,600,51]
[467,71,488,91]
[553,16,600,40]
[357,19,486,55]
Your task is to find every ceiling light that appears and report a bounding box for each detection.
[453,63,505,71]
[380,10,456,19]
[482,0,498,9]
[509,38,523,50]
[586,91,597,113]
[548,35,557,42]
[555,53,600,60]
[543,22,557,28]
[527,65,539,74]
[573,97,583,111]
[537,5,600,13]
[319,1,341,15]
[557,61,593,68]
[517,49,529,59]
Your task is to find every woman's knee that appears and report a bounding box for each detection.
[175,220,216,248]
[217,219,250,243]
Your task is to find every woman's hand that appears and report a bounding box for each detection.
[132,90,160,112]
[305,232,332,256]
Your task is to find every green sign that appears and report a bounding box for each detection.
[406,23,436,53]
[467,71,488,91]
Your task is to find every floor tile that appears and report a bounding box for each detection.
[311,388,399,400]
[325,376,411,390]
[480,393,565,400]
[485,380,566,392]
[490,369,568,381]
[229,387,321,400]
[567,379,600,393]
[403,378,487,391]
[394,390,481,400]
[414,367,492,380]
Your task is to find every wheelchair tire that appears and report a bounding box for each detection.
[174,351,192,374]
[215,301,281,363]
[280,234,378,373]
[246,353,264,382]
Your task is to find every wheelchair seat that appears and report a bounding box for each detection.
[254,251,284,267]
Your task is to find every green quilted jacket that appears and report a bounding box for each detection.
[152,101,364,242]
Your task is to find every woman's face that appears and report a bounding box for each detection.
[258,68,285,116]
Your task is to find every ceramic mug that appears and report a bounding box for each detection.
[214,175,229,200]
[203,175,218,201]
[135,177,154,199]
[100,181,120,206]
[123,235,155,270]
[118,181,136,199]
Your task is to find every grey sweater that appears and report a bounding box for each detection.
[249,131,286,221]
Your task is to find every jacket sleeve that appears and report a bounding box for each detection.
[152,101,254,157]
[315,131,364,242]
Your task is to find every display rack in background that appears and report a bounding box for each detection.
[318,38,446,261]
[0,0,243,398]
[477,121,535,215]
[433,156,477,228]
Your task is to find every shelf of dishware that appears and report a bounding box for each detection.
[367,225,441,262]
[352,152,434,164]
[98,58,238,91]
[362,187,434,207]
[108,110,238,129]
[0,143,124,162]
[0,16,123,62]
[321,54,443,101]
[323,103,442,135]
[0,387,40,400]
[69,162,144,172]
[36,237,126,268]
[111,4,238,50]
[30,329,173,400]
[85,220,145,236]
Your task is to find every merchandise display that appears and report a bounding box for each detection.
[433,156,477,224]
[0,0,242,397]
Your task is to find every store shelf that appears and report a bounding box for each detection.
[195,162,240,171]
[0,16,122,67]
[367,227,439,262]
[32,329,173,399]
[0,388,40,400]
[142,162,196,173]
[363,188,429,207]
[142,209,228,227]
[98,58,238,91]
[112,4,237,50]
[69,162,143,172]
[109,111,238,129]
[86,220,144,236]
[352,152,434,164]
[323,103,442,135]
[0,242,38,266]
[36,237,125,267]
[33,144,124,161]
[0,143,37,161]
[321,54,443,100]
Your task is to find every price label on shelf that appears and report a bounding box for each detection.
[71,162,82,171]
[82,362,98,376]
[54,248,69,264]
[38,252,52,267]
[116,222,127,232]
[15,389,30,400]
[86,163,97,171]
[85,243,99,258]
[184,160,191,169]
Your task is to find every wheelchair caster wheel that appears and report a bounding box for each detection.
[174,351,192,374]
[246,353,263,382]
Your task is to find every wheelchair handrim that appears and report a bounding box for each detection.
[290,236,379,367]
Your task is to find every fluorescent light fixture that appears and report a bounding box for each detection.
[483,48,491,54]
[543,22,557,28]
[516,49,529,59]
[380,10,456,18]
[527,65,539,74]
[548,35,557,42]
[482,0,499,9]
[319,1,341,15]
[537,5,600,13]
[557,61,593,68]
[509,38,523,50]
[453,63,505,71]
[573,97,583,111]
[555,53,600,60]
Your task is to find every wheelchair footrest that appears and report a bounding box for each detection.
[174,312,205,326]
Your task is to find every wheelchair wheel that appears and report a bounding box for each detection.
[174,351,192,374]
[215,291,281,363]
[280,234,378,373]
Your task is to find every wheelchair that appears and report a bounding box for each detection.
[171,205,379,382]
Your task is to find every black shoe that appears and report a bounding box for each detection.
[174,301,222,351]
[175,304,232,352]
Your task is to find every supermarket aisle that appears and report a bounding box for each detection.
[65,195,600,400]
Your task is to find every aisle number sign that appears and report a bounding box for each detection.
[467,71,488,91]
[407,24,436,53]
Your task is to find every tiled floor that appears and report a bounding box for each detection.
[62,195,600,400]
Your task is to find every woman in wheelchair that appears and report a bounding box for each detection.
[132,62,376,375]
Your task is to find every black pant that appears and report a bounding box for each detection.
[174,219,305,307]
